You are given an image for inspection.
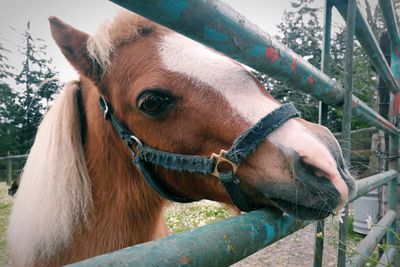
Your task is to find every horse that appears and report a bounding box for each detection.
[7,10,356,267]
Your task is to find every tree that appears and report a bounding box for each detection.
[0,40,19,155]
[14,22,60,154]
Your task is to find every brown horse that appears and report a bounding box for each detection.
[8,10,355,267]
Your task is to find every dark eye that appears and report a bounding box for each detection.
[137,90,175,118]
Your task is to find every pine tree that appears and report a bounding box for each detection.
[14,22,60,153]
[0,40,19,155]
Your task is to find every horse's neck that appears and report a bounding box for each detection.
[61,81,167,264]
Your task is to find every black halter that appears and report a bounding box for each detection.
[98,96,300,212]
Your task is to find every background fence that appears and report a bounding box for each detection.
[14,0,399,266]
[0,154,26,184]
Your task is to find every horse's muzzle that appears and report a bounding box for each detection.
[259,152,355,220]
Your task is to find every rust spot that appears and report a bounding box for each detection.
[265,47,280,63]
[353,98,359,108]
[180,257,190,264]
[377,116,393,129]
[291,56,297,74]
[391,93,400,116]
[307,76,316,85]
[396,46,400,58]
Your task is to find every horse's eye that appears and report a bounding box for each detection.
[137,90,175,117]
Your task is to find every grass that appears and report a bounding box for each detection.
[0,184,231,266]
[164,201,232,234]
[0,182,12,267]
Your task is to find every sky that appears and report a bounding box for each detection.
[0,0,358,83]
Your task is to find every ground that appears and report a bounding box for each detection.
[0,182,394,266]
[0,183,12,266]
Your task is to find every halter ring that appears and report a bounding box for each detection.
[99,96,110,120]
[129,135,143,160]
[210,150,238,178]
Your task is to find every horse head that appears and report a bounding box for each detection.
[49,11,355,220]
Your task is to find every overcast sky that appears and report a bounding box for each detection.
[0,0,359,83]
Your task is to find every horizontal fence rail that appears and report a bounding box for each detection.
[68,170,398,267]
[109,0,344,106]
[68,210,311,266]
[347,210,397,267]
[350,169,397,200]
[352,96,399,135]
[0,154,27,161]
[109,0,400,137]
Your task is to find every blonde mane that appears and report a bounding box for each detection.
[87,10,156,71]
[7,82,92,266]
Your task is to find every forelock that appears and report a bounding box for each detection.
[87,10,156,71]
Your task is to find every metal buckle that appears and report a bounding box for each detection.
[129,135,143,160]
[210,150,238,178]
[99,96,109,119]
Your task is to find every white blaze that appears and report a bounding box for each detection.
[159,32,280,122]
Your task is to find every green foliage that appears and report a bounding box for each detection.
[255,0,385,133]
[0,22,60,156]
[0,42,20,155]
[164,201,232,234]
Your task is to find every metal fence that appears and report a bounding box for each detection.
[64,0,399,266]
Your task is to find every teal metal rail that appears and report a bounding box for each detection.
[108,0,398,136]
[66,171,398,267]
[69,0,400,266]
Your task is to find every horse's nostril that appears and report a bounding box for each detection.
[299,156,331,180]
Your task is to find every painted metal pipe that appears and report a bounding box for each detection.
[107,0,400,135]
[338,1,356,265]
[67,170,396,266]
[314,2,332,266]
[350,169,397,201]
[386,175,398,246]
[346,210,397,267]
[386,0,400,247]
[379,0,400,46]
[109,0,344,106]
[377,247,398,267]
[67,210,310,267]
[332,0,400,93]
[352,96,399,135]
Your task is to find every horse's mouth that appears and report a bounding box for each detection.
[269,198,333,220]
[256,167,351,220]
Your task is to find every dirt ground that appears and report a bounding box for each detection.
[234,220,340,267]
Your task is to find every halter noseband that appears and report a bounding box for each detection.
[98,96,300,212]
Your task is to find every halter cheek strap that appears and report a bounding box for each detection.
[99,96,300,212]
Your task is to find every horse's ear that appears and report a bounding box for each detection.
[49,16,101,82]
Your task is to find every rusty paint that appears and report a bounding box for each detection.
[307,76,316,85]
[291,56,297,74]
[265,47,280,63]
[180,256,190,264]
[391,93,400,115]
[353,98,359,108]
[377,116,395,129]
[395,46,400,58]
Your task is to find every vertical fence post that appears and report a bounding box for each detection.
[387,1,400,246]
[337,0,357,266]
[314,1,332,266]
[7,151,12,185]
